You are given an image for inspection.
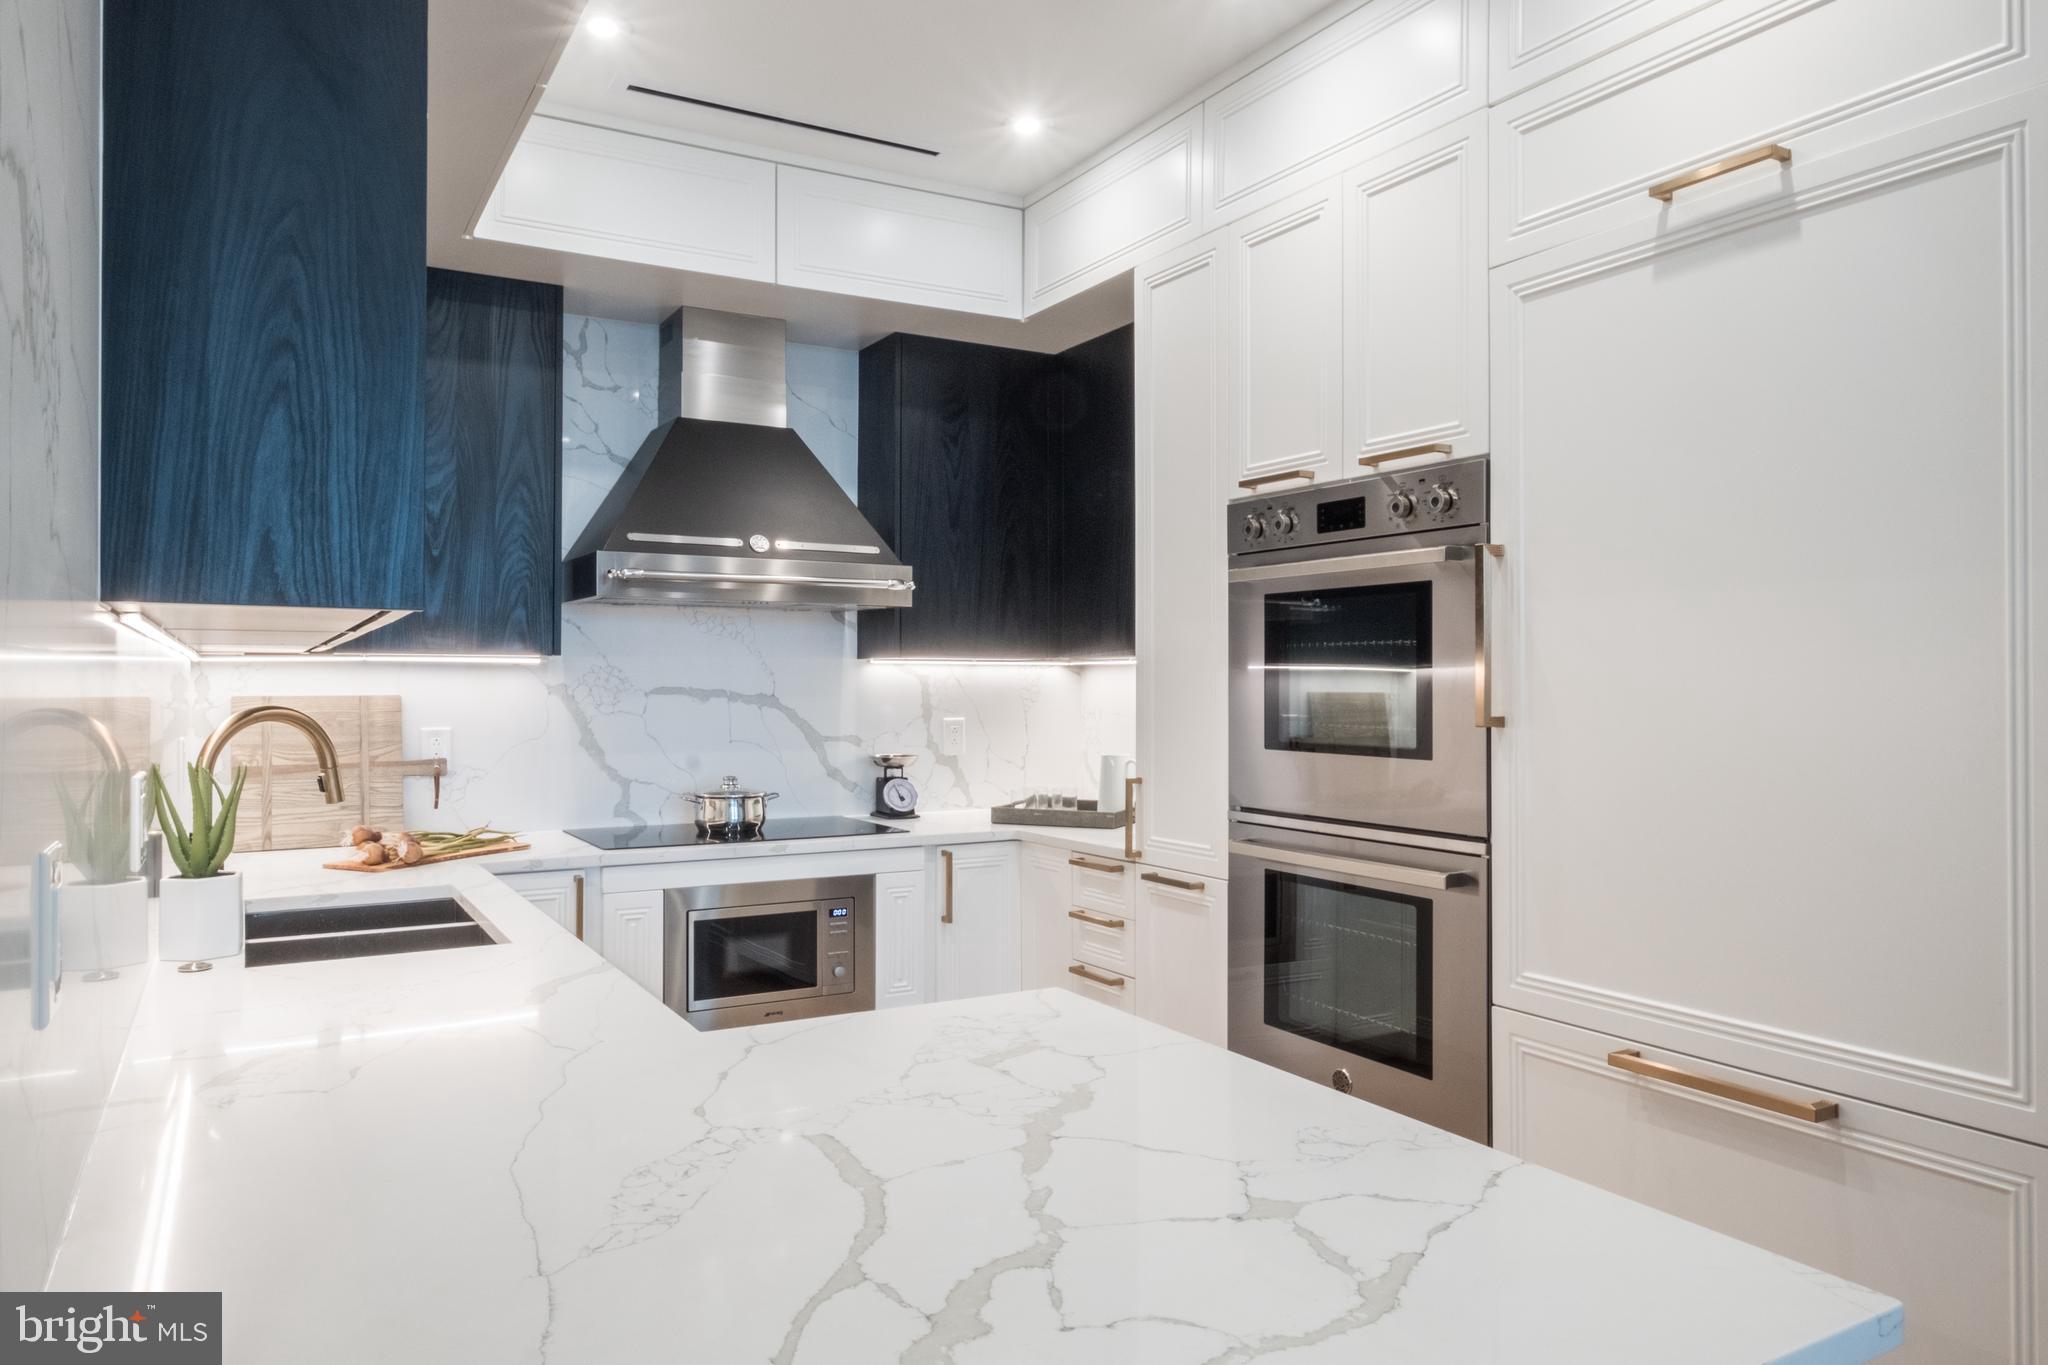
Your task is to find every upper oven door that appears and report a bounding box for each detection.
[1229,545,1487,838]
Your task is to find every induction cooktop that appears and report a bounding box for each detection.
[565,816,898,851]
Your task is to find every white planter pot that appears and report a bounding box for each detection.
[158,872,244,962]
[58,877,150,973]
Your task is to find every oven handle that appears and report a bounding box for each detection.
[1228,838,1471,890]
[1227,543,1471,584]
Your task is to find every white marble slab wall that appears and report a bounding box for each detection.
[0,0,177,1288]
[187,318,1136,835]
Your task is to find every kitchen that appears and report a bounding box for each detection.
[1,0,2035,1359]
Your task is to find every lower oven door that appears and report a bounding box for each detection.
[1228,544,1487,839]
[1227,820,1489,1143]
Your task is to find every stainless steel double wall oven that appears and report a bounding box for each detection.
[1225,455,1495,1142]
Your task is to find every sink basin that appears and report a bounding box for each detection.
[244,897,500,967]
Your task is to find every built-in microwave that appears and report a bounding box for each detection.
[661,874,875,1030]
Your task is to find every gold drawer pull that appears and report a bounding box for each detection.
[1140,871,1205,893]
[1068,855,1124,874]
[1359,442,1452,468]
[1474,543,1506,729]
[1124,776,1142,861]
[1237,469,1316,491]
[1607,1050,1838,1122]
[1647,143,1791,202]
[1067,909,1126,929]
[1069,963,1125,988]
[940,848,954,924]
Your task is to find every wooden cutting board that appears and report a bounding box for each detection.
[322,840,530,873]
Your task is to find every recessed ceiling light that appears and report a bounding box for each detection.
[585,13,626,40]
[1009,113,1044,138]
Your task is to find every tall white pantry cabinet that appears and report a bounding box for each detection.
[1116,0,2048,1359]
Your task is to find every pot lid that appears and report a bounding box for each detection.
[697,775,772,799]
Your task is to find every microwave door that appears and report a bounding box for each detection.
[1228,546,1487,839]
[686,901,827,1012]
[1227,832,1488,1143]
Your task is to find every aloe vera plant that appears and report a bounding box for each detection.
[147,762,248,878]
[58,771,137,885]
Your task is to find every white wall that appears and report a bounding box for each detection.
[181,317,1136,834]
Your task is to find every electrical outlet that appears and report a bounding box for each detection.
[940,716,966,756]
[422,726,452,762]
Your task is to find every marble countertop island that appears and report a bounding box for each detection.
[47,857,1901,1363]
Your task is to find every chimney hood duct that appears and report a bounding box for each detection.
[564,308,913,612]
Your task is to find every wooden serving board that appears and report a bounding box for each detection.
[322,841,530,874]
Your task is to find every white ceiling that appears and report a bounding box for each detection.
[538,0,1335,200]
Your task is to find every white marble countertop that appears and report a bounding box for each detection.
[45,849,1900,1363]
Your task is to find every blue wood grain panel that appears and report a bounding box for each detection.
[100,0,427,611]
[361,270,563,655]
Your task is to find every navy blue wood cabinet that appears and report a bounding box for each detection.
[357,271,563,656]
[857,326,1134,660]
[100,0,427,614]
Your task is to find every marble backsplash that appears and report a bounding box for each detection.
[180,317,1136,834]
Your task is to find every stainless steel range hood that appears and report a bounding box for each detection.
[565,308,913,611]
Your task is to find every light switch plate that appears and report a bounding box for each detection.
[940,716,966,756]
[422,726,452,762]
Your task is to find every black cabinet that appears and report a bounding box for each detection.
[357,271,563,656]
[100,0,427,619]
[858,326,1133,661]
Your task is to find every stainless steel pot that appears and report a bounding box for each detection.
[691,776,779,835]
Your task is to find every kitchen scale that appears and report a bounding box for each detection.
[872,753,919,818]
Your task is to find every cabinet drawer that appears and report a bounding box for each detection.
[1489,0,2043,262]
[1066,902,1138,978]
[1066,853,1134,916]
[1063,959,1137,1013]
[1495,1008,2041,1365]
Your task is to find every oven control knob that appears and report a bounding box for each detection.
[1272,508,1299,535]
[1423,484,1459,515]
[832,964,847,979]
[1386,492,1416,519]
[1242,513,1267,541]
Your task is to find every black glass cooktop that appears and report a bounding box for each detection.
[566,816,898,851]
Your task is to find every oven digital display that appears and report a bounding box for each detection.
[1316,497,1367,535]
[829,906,850,919]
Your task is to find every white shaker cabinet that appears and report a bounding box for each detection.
[1134,868,1225,1045]
[1496,1008,2043,1365]
[1342,111,1488,466]
[598,889,663,997]
[776,167,1023,318]
[1018,843,1073,992]
[1024,108,1204,314]
[934,843,1021,1001]
[874,866,932,1009]
[1134,232,1234,885]
[1488,0,2048,264]
[1491,89,2048,1143]
[1225,179,1344,493]
[493,868,593,946]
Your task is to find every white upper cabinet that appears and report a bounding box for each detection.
[1135,231,1234,883]
[477,117,776,280]
[1203,0,1481,230]
[1490,0,2048,263]
[1227,180,1344,492]
[1024,108,1203,315]
[1488,0,1722,100]
[1491,88,2048,1142]
[1342,111,1488,466]
[775,167,1023,318]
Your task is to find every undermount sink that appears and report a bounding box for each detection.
[244,897,501,967]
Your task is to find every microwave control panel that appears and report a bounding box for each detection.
[824,900,855,995]
[1228,455,1487,558]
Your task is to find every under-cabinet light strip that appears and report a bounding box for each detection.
[866,657,1136,668]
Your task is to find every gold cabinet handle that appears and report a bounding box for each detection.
[1607,1050,1838,1122]
[1123,776,1142,861]
[1140,870,1205,893]
[1237,469,1317,491]
[573,873,585,940]
[1474,543,1505,729]
[940,849,954,924]
[1067,908,1126,929]
[1068,855,1124,874]
[1647,143,1791,202]
[1068,963,1126,988]
[1359,442,1452,468]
